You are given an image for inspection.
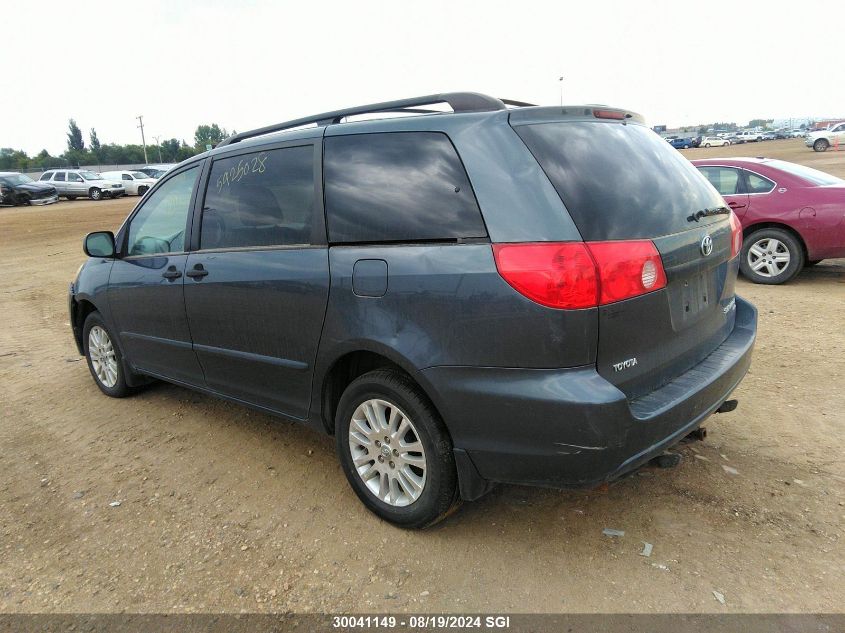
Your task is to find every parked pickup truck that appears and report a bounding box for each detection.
[735,131,763,143]
[805,122,845,152]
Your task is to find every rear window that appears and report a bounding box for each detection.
[324,132,486,243]
[514,121,726,240]
[764,159,843,186]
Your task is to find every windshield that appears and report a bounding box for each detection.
[514,120,726,240]
[0,174,34,185]
[767,160,843,186]
[80,171,103,180]
[130,171,148,179]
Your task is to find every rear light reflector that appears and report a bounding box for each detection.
[728,211,742,258]
[493,240,667,309]
[492,243,598,309]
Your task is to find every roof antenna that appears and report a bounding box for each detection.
[558,76,564,107]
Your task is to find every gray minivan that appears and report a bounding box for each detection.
[69,93,757,528]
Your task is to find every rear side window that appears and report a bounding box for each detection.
[514,121,726,240]
[324,132,486,243]
[744,171,775,194]
[200,145,315,249]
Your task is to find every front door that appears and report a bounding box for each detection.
[108,164,205,384]
[183,143,329,419]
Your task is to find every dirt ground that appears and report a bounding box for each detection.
[1,138,843,614]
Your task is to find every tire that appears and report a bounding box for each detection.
[82,312,133,398]
[739,228,804,285]
[726,141,731,145]
[683,144,690,149]
[704,143,711,148]
[335,369,459,529]
[16,195,31,206]
[89,187,102,201]
[66,196,77,201]
[813,139,829,152]
[137,186,148,196]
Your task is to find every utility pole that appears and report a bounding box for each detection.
[136,115,148,164]
[152,135,163,163]
[558,76,564,107]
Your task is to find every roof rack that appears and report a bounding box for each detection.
[217,92,536,147]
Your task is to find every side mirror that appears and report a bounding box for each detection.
[84,231,116,258]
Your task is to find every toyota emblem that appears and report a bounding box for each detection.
[700,234,713,256]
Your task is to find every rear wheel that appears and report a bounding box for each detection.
[814,139,829,152]
[66,196,77,201]
[138,185,149,196]
[740,228,804,285]
[704,143,711,148]
[335,369,459,528]
[89,187,102,201]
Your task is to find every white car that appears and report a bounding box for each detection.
[804,122,845,152]
[735,131,763,143]
[699,136,731,147]
[100,170,157,196]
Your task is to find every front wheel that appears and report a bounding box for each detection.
[83,312,133,397]
[335,369,459,528]
[89,187,102,201]
[739,228,804,285]
[137,185,149,196]
[813,139,829,152]
[66,195,77,201]
[704,143,711,148]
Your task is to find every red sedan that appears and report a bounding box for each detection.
[691,157,845,284]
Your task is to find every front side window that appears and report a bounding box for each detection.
[200,145,315,249]
[122,174,132,181]
[324,132,486,243]
[68,173,83,182]
[697,166,741,196]
[744,171,775,194]
[40,172,53,181]
[126,167,199,255]
[80,171,102,181]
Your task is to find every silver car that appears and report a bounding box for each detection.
[38,169,125,200]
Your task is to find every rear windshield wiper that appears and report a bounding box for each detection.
[688,206,730,222]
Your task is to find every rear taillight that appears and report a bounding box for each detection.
[587,240,668,305]
[493,240,667,309]
[728,211,742,258]
[491,243,598,309]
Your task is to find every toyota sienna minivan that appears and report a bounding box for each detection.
[69,93,757,528]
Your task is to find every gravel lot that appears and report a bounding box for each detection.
[1,139,843,613]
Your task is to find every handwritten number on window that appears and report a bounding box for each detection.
[216,153,268,193]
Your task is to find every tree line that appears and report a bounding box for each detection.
[0,119,232,171]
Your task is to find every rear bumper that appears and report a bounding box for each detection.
[423,296,757,497]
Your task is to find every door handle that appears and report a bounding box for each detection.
[186,264,209,279]
[162,266,182,280]
[727,201,746,209]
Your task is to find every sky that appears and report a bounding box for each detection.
[2,0,842,156]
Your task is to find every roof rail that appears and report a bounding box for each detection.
[217,92,535,147]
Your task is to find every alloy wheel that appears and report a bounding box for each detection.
[747,237,790,278]
[88,325,118,388]
[348,398,427,507]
